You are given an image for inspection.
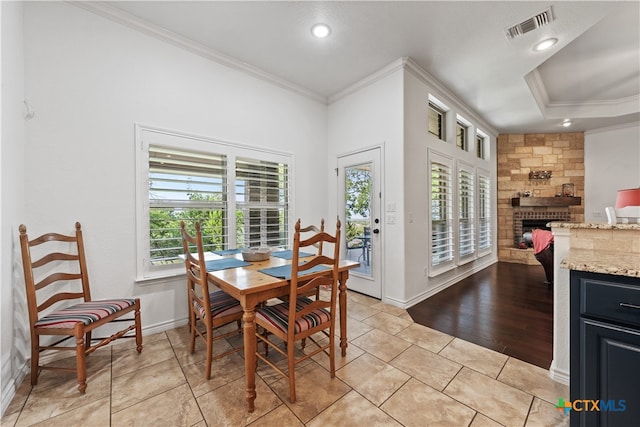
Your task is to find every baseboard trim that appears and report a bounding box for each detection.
[549,360,570,385]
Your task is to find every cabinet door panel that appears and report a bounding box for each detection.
[580,319,640,427]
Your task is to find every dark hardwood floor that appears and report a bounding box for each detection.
[407,262,553,369]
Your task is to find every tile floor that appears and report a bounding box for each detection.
[2,291,569,426]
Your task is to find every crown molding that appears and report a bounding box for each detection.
[585,120,640,135]
[403,57,499,136]
[71,1,327,104]
[525,68,639,119]
[327,57,407,104]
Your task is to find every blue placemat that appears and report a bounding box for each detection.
[212,248,244,255]
[258,264,329,279]
[271,250,314,260]
[206,258,251,271]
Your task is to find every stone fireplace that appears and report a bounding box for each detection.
[497,133,585,264]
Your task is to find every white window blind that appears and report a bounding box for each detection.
[235,157,289,248]
[458,167,475,257]
[148,146,228,265]
[136,125,293,280]
[478,173,491,250]
[431,158,453,267]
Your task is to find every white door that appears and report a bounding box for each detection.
[337,148,382,299]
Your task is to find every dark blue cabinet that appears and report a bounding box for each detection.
[570,270,640,427]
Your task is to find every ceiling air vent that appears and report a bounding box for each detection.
[506,7,555,39]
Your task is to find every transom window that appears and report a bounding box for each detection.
[476,133,486,159]
[428,102,446,141]
[456,121,469,151]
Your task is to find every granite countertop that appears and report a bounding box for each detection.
[561,249,640,277]
[549,222,640,230]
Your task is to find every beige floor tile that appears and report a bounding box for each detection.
[381,378,476,426]
[396,323,454,353]
[307,390,403,427]
[498,357,569,405]
[362,311,413,335]
[439,338,508,378]
[249,404,304,427]
[390,345,462,391]
[111,330,165,354]
[347,301,380,321]
[311,338,365,371]
[525,397,569,427]
[347,292,380,307]
[344,317,375,340]
[111,383,203,426]
[271,362,351,423]
[444,367,533,427]
[3,376,34,417]
[15,357,112,426]
[28,396,110,427]
[369,301,408,317]
[336,352,410,405]
[111,357,186,413]
[182,352,246,397]
[197,376,282,426]
[469,413,504,426]
[350,329,411,362]
[111,335,175,378]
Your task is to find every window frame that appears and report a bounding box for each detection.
[135,124,293,281]
[429,152,455,275]
[455,115,471,152]
[477,170,492,253]
[476,131,487,159]
[457,162,476,262]
[428,102,446,141]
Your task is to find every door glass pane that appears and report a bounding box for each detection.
[344,163,372,277]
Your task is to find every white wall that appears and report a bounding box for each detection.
[2,1,328,404]
[327,62,405,304]
[402,66,498,306]
[584,122,640,222]
[1,1,28,415]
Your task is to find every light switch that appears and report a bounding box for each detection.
[386,213,396,224]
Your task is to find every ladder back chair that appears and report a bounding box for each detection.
[19,222,142,393]
[255,218,341,403]
[180,221,243,380]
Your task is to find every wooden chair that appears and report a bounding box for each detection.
[18,222,142,393]
[180,221,243,379]
[255,218,341,403]
[299,218,324,254]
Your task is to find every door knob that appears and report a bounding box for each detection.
[373,228,380,234]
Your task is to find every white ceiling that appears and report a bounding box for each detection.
[82,1,640,134]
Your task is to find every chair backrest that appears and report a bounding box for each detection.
[288,218,341,333]
[298,218,325,254]
[19,222,92,328]
[180,221,212,312]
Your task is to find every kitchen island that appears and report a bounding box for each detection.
[547,222,640,386]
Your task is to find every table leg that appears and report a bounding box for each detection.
[338,271,349,357]
[242,305,257,412]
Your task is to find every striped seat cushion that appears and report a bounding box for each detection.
[35,299,136,329]
[193,290,242,320]
[256,296,331,334]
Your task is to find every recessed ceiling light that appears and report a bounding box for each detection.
[311,23,331,38]
[533,37,558,52]
[562,119,572,127]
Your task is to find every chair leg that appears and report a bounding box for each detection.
[288,338,296,403]
[30,337,39,385]
[75,332,87,393]
[135,303,143,353]
[205,323,213,380]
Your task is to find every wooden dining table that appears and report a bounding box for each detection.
[206,252,359,412]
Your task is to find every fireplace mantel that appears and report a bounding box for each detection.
[511,197,581,207]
